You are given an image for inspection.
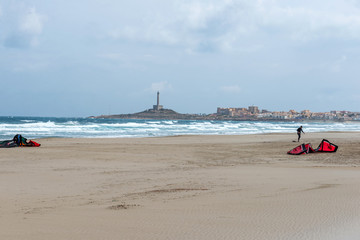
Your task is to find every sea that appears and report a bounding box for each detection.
[1,116,360,140]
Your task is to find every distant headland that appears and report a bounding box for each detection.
[91,92,209,120]
[91,92,360,121]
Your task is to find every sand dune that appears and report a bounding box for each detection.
[1,132,360,239]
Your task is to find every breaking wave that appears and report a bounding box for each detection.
[0,116,360,140]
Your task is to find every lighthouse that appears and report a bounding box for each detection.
[153,91,163,111]
[157,91,160,106]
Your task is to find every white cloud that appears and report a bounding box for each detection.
[2,5,45,48]
[105,0,360,53]
[109,23,179,46]
[221,85,241,93]
[180,1,225,30]
[150,81,172,92]
[107,0,238,49]
[258,2,360,42]
[20,7,44,35]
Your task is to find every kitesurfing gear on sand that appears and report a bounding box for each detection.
[0,140,18,148]
[287,139,337,155]
[315,139,338,153]
[0,134,40,148]
[12,134,41,147]
[287,143,315,155]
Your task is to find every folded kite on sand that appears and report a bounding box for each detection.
[314,139,338,152]
[287,139,338,155]
[0,134,41,148]
[0,140,18,148]
[287,143,316,155]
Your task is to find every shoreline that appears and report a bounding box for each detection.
[25,130,360,141]
[1,132,360,239]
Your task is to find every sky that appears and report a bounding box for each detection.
[1,0,360,117]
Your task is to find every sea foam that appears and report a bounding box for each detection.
[0,116,360,140]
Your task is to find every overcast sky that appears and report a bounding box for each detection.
[1,0,360,117]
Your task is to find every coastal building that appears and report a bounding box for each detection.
[257,112,272,118]
[217,107,249,117]
[248,106,259,114]
[217,108,231,115]
[153,91,163,111]
[301,110,311,118]
[215,105,360,121]
[271,111,289,119]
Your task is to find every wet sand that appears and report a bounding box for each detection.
[1,132,360,240]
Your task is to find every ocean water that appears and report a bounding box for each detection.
[0,116,360,140]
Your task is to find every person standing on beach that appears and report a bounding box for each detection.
[297,126,305,142]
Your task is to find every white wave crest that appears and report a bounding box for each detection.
[1,118,360,140]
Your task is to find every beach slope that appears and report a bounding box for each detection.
[1,132,360,240]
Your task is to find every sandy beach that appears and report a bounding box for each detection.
[1,132,360,240]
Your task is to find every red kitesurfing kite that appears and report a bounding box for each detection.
[288,139,337,155]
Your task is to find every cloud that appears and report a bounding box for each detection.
[20,7,44,35]
[105,0,360,53]
[149,81,172,92]
[257,2,360,42]
[180,1,228,30]
[2,5,44,48]
[221,85,241,93]
[107,1,240,51]
[108,24,179,46]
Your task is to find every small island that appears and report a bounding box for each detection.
[91,92,360,122]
